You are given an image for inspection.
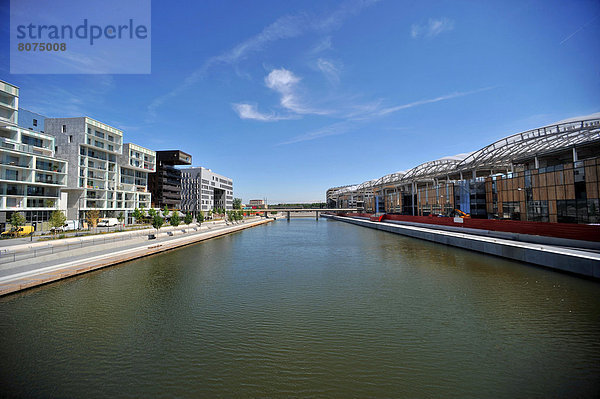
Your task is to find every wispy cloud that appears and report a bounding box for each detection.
[376,87,495,116]
[234,68,332,121]
[310,36,333,54]
[147,0,380,120]
[277,121,357,145]
[559,14,599,44]
[232,103,297,122]
[21,75,115,117]
[411,17,454,39]
[278,86,495,145]
[316,58,341,84]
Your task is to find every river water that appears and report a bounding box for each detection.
[1,218,599,398]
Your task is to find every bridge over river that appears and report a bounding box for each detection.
[251,208,357,220]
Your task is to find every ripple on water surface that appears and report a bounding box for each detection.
[1,218,599,398]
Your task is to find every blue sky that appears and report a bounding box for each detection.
[1,0,599,203]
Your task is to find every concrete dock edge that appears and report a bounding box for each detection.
[0,218,273,297]
[324,215,600,279]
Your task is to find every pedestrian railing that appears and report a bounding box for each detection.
[0,219,253,265]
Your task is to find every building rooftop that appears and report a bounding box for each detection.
[156,150,192,165]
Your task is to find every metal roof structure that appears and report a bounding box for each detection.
[327,114,600,200]
[455,114,600,171]
[373,171,405,188]
[402,157,466,182]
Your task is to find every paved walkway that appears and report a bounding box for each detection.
[0,218,272,296]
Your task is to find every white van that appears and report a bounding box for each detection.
[62,220,80,231]
[51,219,79,232]
[97,218,120,227]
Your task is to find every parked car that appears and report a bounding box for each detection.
[97,218,120,227]
[1,225,34,237]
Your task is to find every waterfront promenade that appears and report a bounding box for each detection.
[0,217,273,296]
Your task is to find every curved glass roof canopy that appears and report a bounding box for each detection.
[327,114,600,199]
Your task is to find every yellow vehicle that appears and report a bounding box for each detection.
[1,225,34,237]
[453,209,471,218]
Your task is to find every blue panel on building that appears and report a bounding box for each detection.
[17,108,47,133]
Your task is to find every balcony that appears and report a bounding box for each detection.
[1,172,30,182]
[5,197,24,208]
[36,161,65,173]
[1,159,31,168]
[27,198,57,208]
[86,133,122,153]
[35,176,63,185]
[86,183,106,190]
[3,188,25,196]
[87,162,107,171]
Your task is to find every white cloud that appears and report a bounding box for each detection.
[147,0,380,120]
[233,68,331,121]
[232,103,296,122]
[411,17,454,39]
[316,58,340,84]
[310,36,333,54]
[278,87,496,145]
[264,68,320,115]
[376,87,495,116]
[277,121,356,145]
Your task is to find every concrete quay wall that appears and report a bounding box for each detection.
[326,215,600,279]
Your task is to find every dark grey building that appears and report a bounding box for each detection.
[148,150,192,209]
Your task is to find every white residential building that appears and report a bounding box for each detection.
[181,167,233,213]
[118,143,155,210]
[0,80,68,231]
[44,117,155,223]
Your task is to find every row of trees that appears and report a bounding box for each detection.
[6,210,67,238]
[226,210,245,222]
[6,204,248,238]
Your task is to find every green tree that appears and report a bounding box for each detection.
[9,212,26,231]
[198,211,205,224]
[170,212,180,227]
[184,212,193,225]
[237,210,243,221]
[132,208,143,224]
[86,209,100,231]
[152,215,164,232]
[233,198,242,209]
[49,210,67,237]
[163,205,170,219]
[148,208,157,219]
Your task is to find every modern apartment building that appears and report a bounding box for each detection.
[118,143,155,211]
[0,81,68,231]
[44,117,155,223]
[148,150,192,209]
[181,167,233,213]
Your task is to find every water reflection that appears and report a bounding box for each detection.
[1,218,599,398]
